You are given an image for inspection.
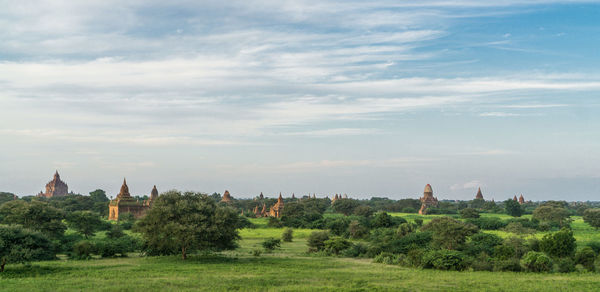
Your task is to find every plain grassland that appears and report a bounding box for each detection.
[1,213,600,291]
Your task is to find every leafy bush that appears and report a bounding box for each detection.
[575,246,596,271]
[71,240,95,260]
[540,228,576,258]
[396,223,417,237]
[262,238,281,251]
[557,257,576,273]
[493,258,522,272]
[0,225,56,272]
[401,207,417,213]
[422,250,468,271]
[324,237,351,255]
[342,243,368,258]
[371,212,395,228]
[348,220,370,239]
[460,208,480,219]
[94,235,139,258]
[583,208,600,229]
[353,205,374,217]
[405,248,426,268]
[421,217,477,250]
[493,245,516,260]
[471,253,493,271]
[466,217,506,230]
[414,218,423,227]
[307,231,330,252]
[282,228,293,242]
[106,224,125,239]
[521,251,553,272]
[586,241,600,255]
[465,233,503,256]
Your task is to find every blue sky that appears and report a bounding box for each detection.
[1,0,599,201]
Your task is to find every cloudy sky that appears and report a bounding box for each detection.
[1,0,599,201]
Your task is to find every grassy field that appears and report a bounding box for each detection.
[1,213,600,291]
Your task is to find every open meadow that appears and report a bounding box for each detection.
[2,213,600,291]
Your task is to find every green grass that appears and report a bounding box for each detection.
[2,213,600,291]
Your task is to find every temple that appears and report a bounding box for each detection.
[269,193,284,218]
[37,171,69,198]
[418,184,439,215]
[221,190,232,203]
[108,179,158,221]
[475,187,484,200]
[519,194,525,204]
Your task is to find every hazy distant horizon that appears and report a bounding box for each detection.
[1,1,599,201]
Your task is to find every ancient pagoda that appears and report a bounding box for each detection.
[519,194,525,204]
[269,193,284,218]
[109,179,157,220]
[418,184,439,215]
[37,171,69,198]
[475,187,484,200]
[221,190,233,203]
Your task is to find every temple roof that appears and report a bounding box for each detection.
[118,178,131,198]
[150,185,158,198]
[424,184,433,194]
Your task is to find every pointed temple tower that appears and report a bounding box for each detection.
[37,171,69,198]
[418,184,439,215]
[475,187,484,200]
[519,194,525,205]
[109,179,158,221]
[221,190,233,203]
[269,193,284,218]
[513,195,518,201]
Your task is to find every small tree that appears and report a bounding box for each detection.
[583,209,600,230]
[282,228,293,242]
[539,228,576,258]
[460,208,480,219]
[135,191,240,260]
[307,231,329,252]
[0,225,55,272]
[521,251,553,272]
[533,205,571,227]
[371,212,394,228]
[262,238,281,251]
[66,211,103,238]
[575,246,596,271]
[504,199,523,217]
[421,216,478,250]
[332,199,360,216]
[324,237,351,255]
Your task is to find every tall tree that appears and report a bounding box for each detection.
[421,216,478,250]
[504,199,523,217]
[0,225,55,272]
[0,200,66,239]
[583,209,600,230]
[135,191,240,260]
[66,211,104,238]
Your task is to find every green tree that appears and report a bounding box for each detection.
[0,200,66,239]
[135,191,240,260]
[539,228,576,258]
[262,238,281,251]
[421,216,478,250]
[307,231,329,252]
[0,192,16,205]
[66,211,104,238]
[533,204,571,227]
[332,199,360,216]
[504,199,523,217]
[282,228,293,242]
[353,205,374,217]
[89,189,109,216]
[371,211,394,228]
[460,208,480,219]
[0,225,55,272]
[583,208,600,230]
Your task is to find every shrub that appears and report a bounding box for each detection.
[324,237,352,255]
[71,240,95,260]
[106,224,125,239]
[396,223,417,237]
[401,207,417,213]
[540,228,576,258]
[505,199,523,217]
[342,243,368,258]
[460,208,480,219]
[353,205,374,217]
[557,258,576,273]
[414,218,423,227]
[374,252,401,265]
[307,231,330,252]
[493,245,516,260]
[493,258,522,272]
[94,236,139,258]
[267,217,283,228]
[586,241,600,255]
[466,217,506,230]
[251,249,262,257]
[326,218,350,236]
[371,212,395,228]
[406,248,426,268]
[0,225,56,272]
[421,217,478,250]
[522,251,553,272]
[583,209,600,229]
[575,246,596,271]
[466,233,503,257]
[282,228,293,242]
[422,250,468,271]
[118,212,136,230]
[471,253,493,271]
[262,238,281,251]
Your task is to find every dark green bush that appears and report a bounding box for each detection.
[324,237,351,255]
[460,208,480,219]
[262,238,281,251]
[374,252,401,265]
[422,250,468,271]
[557,258,576,273]
[466,217,506,230]
[342,243,368,257]
[307,231,330,252]
[282,228,293,242]
[466,233,502,257]
[267,217,283,228]
[540,228,576,258]
[71,240,95,260]
[575,246,596,271]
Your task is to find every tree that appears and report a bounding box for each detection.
[89,189,109,216]
[353,205,374,217]
[583,209,600,230]
[421,216,478,250]
[504,199,523,217]
[371,211,394,228]
[460,208,480,219]
[282,228,293,242]
[66,211,104,238]
[539,228,576,258]
[332,199,360,216]
[533,205,571,227]
[0,200,66,239]
[307,231,330,252]
[135,191,240,260]
[0,225,55,272]
[0,192,16,205]
[262,238,281,251]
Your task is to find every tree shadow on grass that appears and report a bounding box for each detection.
[0,264,75,278]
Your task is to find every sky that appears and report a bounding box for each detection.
[1,0,599,201]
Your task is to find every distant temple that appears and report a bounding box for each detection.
[332,194,339,205]
[108,179,158,220]
[419,184,439,215]
[221,190,232,203]
[475,187,484,200]
[37,171,69,198]
[269,193,284,218]
[519,194,525,204]
[513,195,518,202]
